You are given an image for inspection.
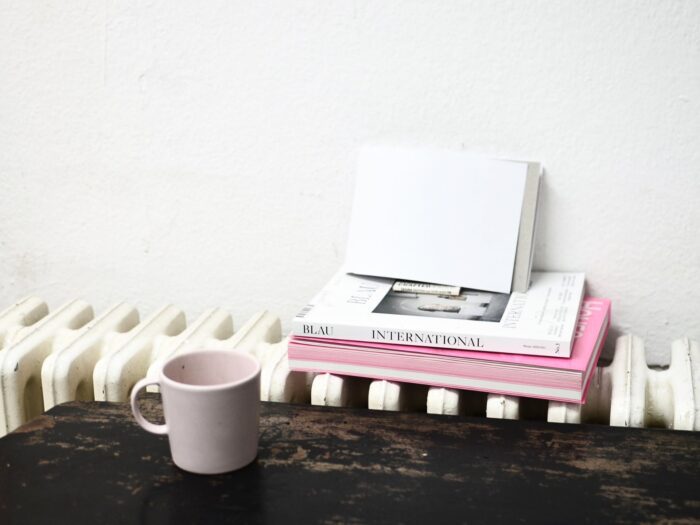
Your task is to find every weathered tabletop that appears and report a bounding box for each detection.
[0,398,698,524]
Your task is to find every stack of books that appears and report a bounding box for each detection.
[288,147,610,404]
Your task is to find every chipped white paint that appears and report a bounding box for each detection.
[0,300,94,435]
[42,303,140,409]
[486,394,522,420]
[0,299,284,436]
[92,305,186,402]
[311,373,369,408]
[606,335,699,431]
[259,338,311,404]
[368,380,427,412]
[0,297,698,436]
[367,380,403,412]
[427,387,462,416]
[549,335,700,430]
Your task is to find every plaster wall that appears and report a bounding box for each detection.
[1,1,699,364]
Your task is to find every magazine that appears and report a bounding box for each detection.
[289,298,610,403]
[292,270,585,358]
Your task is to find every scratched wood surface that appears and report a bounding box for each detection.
[0,398,698,524]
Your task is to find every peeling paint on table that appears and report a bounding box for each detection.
[0,396,698,523]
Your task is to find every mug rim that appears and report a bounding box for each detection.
[160,349,261,392]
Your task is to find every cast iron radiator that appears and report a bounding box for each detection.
[0,296,698,437]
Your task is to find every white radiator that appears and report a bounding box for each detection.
[0,297,697,437]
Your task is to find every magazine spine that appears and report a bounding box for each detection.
[291,319,571,358]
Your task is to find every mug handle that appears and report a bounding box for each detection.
[130,378,169,435]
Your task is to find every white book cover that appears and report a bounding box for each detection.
[344,146,537,294]
[292,271,585,358]
[289,298,611,403]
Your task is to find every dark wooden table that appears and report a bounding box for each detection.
[0,397,698,524]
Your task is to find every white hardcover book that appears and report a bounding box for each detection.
[344,147,541,294]
[292,271,585,358]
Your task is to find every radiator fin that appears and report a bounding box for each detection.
[0,297,697,436]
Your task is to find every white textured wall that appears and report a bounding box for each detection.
[1,1,699,364]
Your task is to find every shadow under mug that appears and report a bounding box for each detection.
[130,350,261,475]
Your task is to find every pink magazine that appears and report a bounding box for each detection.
[289,298,611,403]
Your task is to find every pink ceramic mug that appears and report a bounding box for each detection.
[130,350,260,475]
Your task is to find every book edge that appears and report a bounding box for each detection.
[511,162,542,292]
